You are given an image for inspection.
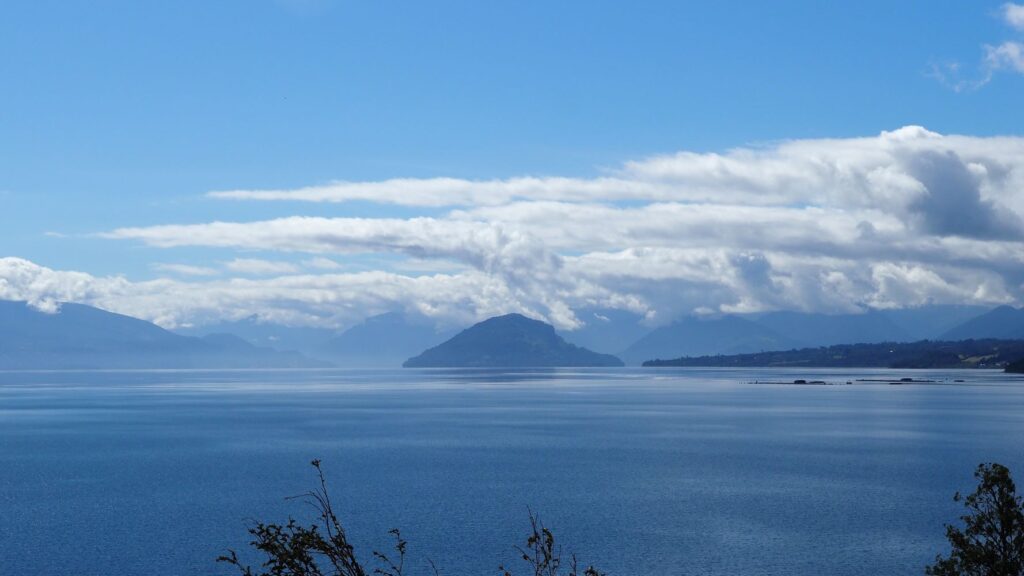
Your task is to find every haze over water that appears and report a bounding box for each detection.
[2,368,1022,576]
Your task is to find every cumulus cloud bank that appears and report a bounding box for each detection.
[6,127,1024,330]
[0,257,531,330]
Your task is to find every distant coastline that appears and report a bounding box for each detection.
[643,339,1024,370]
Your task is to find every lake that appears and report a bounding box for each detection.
[1,367,1023,576]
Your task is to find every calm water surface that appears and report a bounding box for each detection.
[1,368,1023,576]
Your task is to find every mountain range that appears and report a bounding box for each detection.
[320,312,459,366]
[170,304,1024,366]
[2,299,1024,369]
[939,305,1024,341]
[178,311,457,367]
[577,305,993,365]
[0,301,321,369]
[617,315,798,365]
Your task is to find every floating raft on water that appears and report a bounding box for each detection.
[748,379,851,385]
[748,377,967,385]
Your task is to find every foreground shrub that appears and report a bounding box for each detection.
[926,463,1024,576]
[219,460,602,576]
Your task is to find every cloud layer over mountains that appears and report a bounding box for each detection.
[5,126,1024,330]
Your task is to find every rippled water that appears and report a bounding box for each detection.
[1,367,1023,576]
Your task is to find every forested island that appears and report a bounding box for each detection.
[643,339,1024,369]
[403,313,624,367]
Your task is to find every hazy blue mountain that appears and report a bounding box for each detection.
[618,315,797,366]
[404,313,623,367]
[0,300,322,369]
[176,316,336,358]
[177,311,458,366]
[940,305,1024,340]
[559,308,651,354]
[322,312,459,367]
[752,310,912,348]
[876,305,989,341]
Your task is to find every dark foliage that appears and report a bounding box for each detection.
[499,511,604,576]
[218,460,370,576]
[926,463,1024,576]
[1007,359,1024,374]
[220,460,602,576]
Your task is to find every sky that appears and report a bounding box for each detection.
[2,1,1024,330]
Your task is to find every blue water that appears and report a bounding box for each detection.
[1,368,1023,576]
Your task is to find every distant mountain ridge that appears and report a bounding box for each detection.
[320,312,458,367]
[618,315,798,366]
[558,308,651,355]
[940,305,1024,341]
[403,313,624,368]
[611,305,998,365]
[177,311,458,367]
[170,304,1019,368]
[0,300,323,369]
[878,305,990,341]
[176,316,336,357]
[8,297,1022,369]
[752,310,912,347]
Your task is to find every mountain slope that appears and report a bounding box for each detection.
[321,312,458,367]
[0,300,321,369]
[752,310,912,348]
[941,306,1024,341]
[558,308,651,355]
[176,311,458,366]
[618,315,798,366]
[176,316,336,358]
[877,305,989,341]
[403,313,623,368]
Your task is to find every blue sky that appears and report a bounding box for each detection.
[3,1,1024,329]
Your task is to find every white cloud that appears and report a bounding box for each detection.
[209,176,661,208]
[985,41,1024,73]
[932,4,1024,89]
[153,263,219,277]
[302,257,344,270]
[6,127,1024,331]
[0,257,538,330]
[202,127,1024,221]
[0,257,133,315]
[1004,3,1024,30]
